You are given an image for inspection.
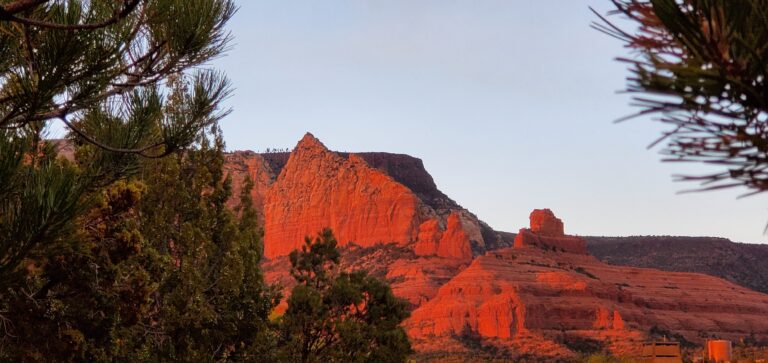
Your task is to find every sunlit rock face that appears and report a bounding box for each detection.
[221,135,768,360]
[225,133,486,260]
[530,208,564,236]
[261,134,424,258]
[405,243,768,359]
[514,209,588,254]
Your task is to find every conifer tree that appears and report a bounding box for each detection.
[278,229,412,363]
[0,0,236,284]
[136,128,278,362]
[595,1,768,195]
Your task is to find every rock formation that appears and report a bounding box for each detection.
[218,134,768,360]
[405,245,768,358]
[226,133,486,260]
[261,134,425,257]
[514,209,587,254]
[530,208,564,236]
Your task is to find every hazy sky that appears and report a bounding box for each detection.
[211,0,768,244]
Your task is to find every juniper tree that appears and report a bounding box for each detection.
[595,0,768,195]
[278,229,412,363]
[1,127,279,362]
[0,0,250,359]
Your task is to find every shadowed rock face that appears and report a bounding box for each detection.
[586,236,768,294]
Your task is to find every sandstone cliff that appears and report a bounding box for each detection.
[227,133,489,261]
[407,236,768,359]
[228,135,768,359]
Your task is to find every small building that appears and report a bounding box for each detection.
[640,341,683,363]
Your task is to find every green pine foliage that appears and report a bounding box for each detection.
[136,128,279,362]
[0,2,412,361]
[0,127,281,362]
[278,229,413,363]
[595,1,768,195]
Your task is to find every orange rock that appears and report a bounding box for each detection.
[613,310,625,330]
[414,219,441,256]
[530,208,564,236]
[261,133,423,258]
[594,306,611,329]
[414,213,473,261]
[514,209,587,254]
[437,213,473,260]
[405,246,768,357]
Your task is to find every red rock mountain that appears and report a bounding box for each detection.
[226,133,491,261]
[224,134,768,360]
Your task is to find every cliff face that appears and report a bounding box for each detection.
[227,133,486,260]
[405,245,768,359]
[223,134,768,360]
[262,134,424,257]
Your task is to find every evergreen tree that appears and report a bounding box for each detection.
[0,2,242,358]
[0,126,279,362]
[595,1,768,195]
[278,229,412,363]
[137,128,278,362]
[0,0,236,284]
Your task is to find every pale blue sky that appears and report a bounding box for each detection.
[211,0,768,243]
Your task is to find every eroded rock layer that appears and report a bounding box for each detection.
[405,246,768,358]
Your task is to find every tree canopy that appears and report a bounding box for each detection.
[278,229,413,363]
[595,0,768,195]
[0,2,413,361]
[0,0,234,156]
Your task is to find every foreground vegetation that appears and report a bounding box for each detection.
[0,132,412,362]
[0,1,411,361]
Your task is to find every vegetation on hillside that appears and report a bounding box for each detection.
[276,229,412,363]
[0,1,412,361]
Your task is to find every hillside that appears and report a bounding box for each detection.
[225,133,768,360]
[587,236,768,295]
[51,135,768,360]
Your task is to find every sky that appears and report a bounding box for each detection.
[210,0,768,244]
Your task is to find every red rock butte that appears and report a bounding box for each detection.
[221,133,768,360]
[514,208,588,254]
[225,133,492,261]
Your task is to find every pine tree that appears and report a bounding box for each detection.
[278,229,412,363]
[0,0,236,294]
[0,126,279,361]
[595,1,768,195]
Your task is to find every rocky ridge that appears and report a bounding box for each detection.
[226,133,491,260]
[221,134,768,359]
